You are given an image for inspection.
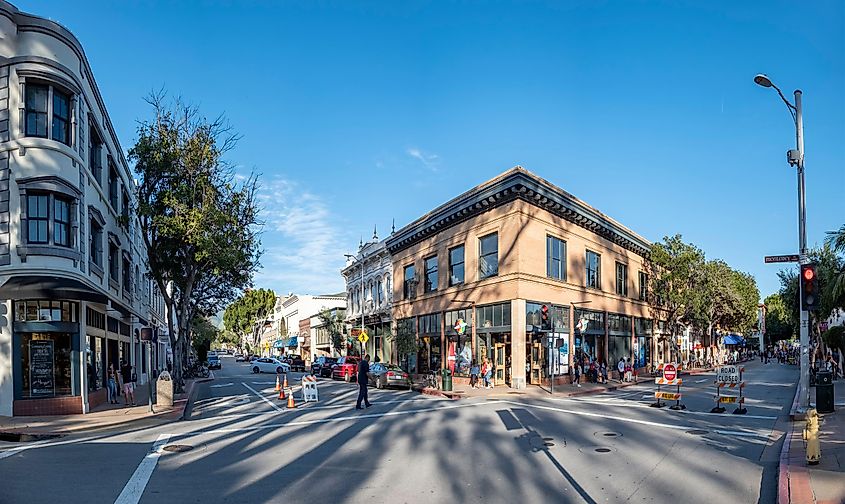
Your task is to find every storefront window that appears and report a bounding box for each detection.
[418,313,441,374]
[445,309,472,376]
[476,302,511,329]
[526,302,543,327]
[20,332,72,398]
[15,300,78,322]
[552,305,570,332]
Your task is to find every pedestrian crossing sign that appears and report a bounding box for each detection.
[357,330,369,343]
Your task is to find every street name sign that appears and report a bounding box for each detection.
[663,364,677,381]
[716,365,740,383]
[765,254,799,263]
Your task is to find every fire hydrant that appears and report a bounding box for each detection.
[802,408,820,465]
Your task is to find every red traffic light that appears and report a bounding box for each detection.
[541,304,549,314]
[802,267,815,281]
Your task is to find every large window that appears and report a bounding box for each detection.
[616,262,628,296]
[15,300,78,323]
[89,219,103,267]
[476,302,511,328]
[27,194,49,244]
[19,332,72,398]
[109,164,119,210]
[424,255,438,293]
[586,250,601,290]
[403,264,416,300]
[121,188,130,221]
[546,235,566,280]
[109,242,120,282]
[53,197,70,247]
[639,271,648,301]
[122,255,131,293]
[25,84,49,138]
[89,126,103,185]
[52,90,71,145]
[479,233,498,279]
[449,245,464,286]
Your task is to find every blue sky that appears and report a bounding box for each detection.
[24,0,844,298]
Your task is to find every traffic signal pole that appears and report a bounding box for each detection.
[795,90,810,412]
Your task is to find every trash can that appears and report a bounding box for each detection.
[157,370,174,407]
[441,369,453,392]
[815,371,834,413]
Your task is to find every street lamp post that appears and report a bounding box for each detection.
[345,254,365,357]
[754,73,810,411]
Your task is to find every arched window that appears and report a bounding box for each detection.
[377,280,383,306]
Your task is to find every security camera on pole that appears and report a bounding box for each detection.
[754,73,811,412]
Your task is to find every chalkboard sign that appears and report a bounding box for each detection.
[29,340,54,396]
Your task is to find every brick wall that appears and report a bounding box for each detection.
[88,388,108,409]
[13,396,84,416]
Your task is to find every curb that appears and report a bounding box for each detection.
[778,417,795,504]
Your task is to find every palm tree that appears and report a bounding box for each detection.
[825,224,845,303]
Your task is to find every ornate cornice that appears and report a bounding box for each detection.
[386,167,651,257]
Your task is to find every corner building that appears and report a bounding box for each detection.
[0,1,163,416]
[387,167,655,389]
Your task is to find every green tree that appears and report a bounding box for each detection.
[825,223,845,303]
[390,319,417,363]
[223,289,277,346]
[191,317,219,363]
[130,94,262,390]
[821,325,845,359]
[726,269,760,335]
[693,259,733,340]
[763,293,792,344]
[317,308,345,354]
[646,235,705,353]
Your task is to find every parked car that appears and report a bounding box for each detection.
[311,356,338,377]
[251,358,290,374]
[286,354,306,372]
[207,354,222,370]
[367,363,410,389]
[234,353,245,362]
[331,356,360,382]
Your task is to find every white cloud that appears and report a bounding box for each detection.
[407,147,440,171]
[253,177,349,295]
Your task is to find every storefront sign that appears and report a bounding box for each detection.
[29,340,54,396]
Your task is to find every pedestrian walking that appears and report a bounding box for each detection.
[356,353,371,410]
[120,359,136,406]
[482,358,493,388]
[573,357,581,387]
[470,360,480,389]
[624,358,633,382]
[107,363,119,404]
[617,357,625,382]
[599,361,608,384]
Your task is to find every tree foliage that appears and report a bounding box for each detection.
[191,317,219,363]
[776,244,845,337]
[763,293,792,343]
[130,93,262,389]
[317,308,345,354]
[223,288,277,344]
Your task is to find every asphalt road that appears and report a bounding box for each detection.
[0,355,798,504]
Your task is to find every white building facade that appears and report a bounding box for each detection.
[276,294,345,363]
[0,1,162,416]
[342,230,393,362]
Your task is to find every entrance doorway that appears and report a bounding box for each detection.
[528,341,546,385]
[479,332,511,386]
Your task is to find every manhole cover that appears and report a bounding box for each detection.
[544,442,555,446]
[686,429,709,435]
[162,444,194,453]
[0,432,62,443]
[595,448,612,453]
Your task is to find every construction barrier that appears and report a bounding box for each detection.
[650,363,685,410]
[711,365,746,414]
[302,375,319,402]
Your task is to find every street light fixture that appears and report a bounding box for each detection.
[344,253,366,357]
[754,73,809,411]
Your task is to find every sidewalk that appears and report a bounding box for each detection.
[780,379,845,504]
[0,378,208,437]
[415,366,714,400]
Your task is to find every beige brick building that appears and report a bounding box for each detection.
[386,167,658,389]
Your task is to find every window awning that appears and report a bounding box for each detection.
[273,340,285,349]
[723,334,745,345]
[0,275,108,304]
[286,336,298,347]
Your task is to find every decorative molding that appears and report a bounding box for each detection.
[386,167,652,258]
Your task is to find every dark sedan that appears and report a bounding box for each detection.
[368,363,410,389]
[311,356,338,377]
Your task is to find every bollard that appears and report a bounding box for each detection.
[802,408,821,465]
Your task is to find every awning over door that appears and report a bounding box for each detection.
[0,275,108,304]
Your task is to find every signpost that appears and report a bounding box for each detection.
[651,363,684,409]
[357,330,369,344]
[764,254,799,264]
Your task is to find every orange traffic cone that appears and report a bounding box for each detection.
[287,392,296,409]
[282,375,289,389]
[278,386,286,400]
[275,375,281,392]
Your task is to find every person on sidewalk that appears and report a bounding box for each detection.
[482,358,493,388]
[617,357,626,382]
[573,357,581,387]
[625,358,633,383]
[599,361,608,384]
[356,353,371,410]
[107,363,119,404]
[470,360,480,389]
[120,359,136,406]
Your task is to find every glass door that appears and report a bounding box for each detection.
[494,343,506,385]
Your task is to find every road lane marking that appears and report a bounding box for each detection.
[242,382,283,412]
[177,400,503,436]
[695,379,708,383]
[113,433,171,504]
[210,383,234,388]
[187,397,445,419]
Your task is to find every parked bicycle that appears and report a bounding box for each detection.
[183,362,209,379]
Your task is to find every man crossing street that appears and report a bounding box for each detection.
[356,353,372,410]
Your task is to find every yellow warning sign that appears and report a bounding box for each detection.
[655,391,681,401]
[719,396,738,404]
[357,330,369,343]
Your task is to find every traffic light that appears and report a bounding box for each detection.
[801,264,819,311]
[541,304,551,331]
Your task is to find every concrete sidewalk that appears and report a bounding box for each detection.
[780,380,845,504]
[0,378,209,437]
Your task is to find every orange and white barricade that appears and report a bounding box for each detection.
[301,375,319,402]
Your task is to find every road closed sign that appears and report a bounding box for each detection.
[663,364,677,381]
[716,365,740,383]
